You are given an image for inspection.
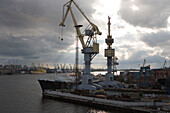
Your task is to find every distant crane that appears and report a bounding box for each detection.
[54,64,57,72]
[57,64,60,69]
[41,64,44,68]
[38,63,40,69]
[31,63,36,70]
[8,60,11,65]
[163,60,167,68]
[143,59,146,67]
[59,0,102,90]
[69,64,72,71]
[139,59,152,88]
[60,64,62,69]
[46,64,49,69]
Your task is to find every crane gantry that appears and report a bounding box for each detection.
[59,0,102,90]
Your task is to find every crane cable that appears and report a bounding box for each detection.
[61,27,63,41]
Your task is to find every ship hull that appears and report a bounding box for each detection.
[38,79,76,92]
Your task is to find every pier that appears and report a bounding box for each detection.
[43,90,168,113]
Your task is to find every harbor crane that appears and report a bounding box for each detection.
[139,59,152,88]
[59,0,102,90]
[143,59,146,67]
[163,60,167,68]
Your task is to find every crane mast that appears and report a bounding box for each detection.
[163,60,166,68]
[102,16,116,87]
[59,0,102,90]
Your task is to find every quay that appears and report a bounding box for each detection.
[43,90,168,113]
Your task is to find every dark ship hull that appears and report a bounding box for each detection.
[38,79,77,93]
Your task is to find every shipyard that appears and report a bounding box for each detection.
[0,0,170,113]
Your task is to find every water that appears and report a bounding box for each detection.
[92,71,120,76]
[91,71,107,76]
[0,73,113,113]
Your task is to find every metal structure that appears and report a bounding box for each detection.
[74,25,81,90]
[75,35,78,89]
[59,0,102,90]
[112,57,119,75]
[54,64,57,72]
[163,60,167,68]
[103,16,115,87]
[139,59,152,88]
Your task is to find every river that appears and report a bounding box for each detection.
[0,73,121,113]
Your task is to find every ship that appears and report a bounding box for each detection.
[38,77,169,113]
[38,79,77,92]
[31,68,46,74]
[38,74,78,92]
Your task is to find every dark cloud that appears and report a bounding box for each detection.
[0,0,97,34]
[0,0,98,66]
[140,30,170,57]
[118,0,170,28]
[0,34,73,61]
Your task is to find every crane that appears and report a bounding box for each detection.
[31,63,36,71]
[59,0,102,90]
[54,64,57,72]
[139,59,152,88]
[57,64,60,69]
[69,64,72,71]
[46,64,49,69]
[143,59,146,67]
[163,60,167,68]
[38,63,40,69]
[41,64,44,68]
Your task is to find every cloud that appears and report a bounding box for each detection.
[0,0,98,66]
[118,49,169,69]
[0,0,169,69]
[114,31,170,69]
[0,0,97,35]
[118,0,170,28]
[140,30,170,59]
[0,34,74,65]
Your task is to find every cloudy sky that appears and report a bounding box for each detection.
[0,0,169,69]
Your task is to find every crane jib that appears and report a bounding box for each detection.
[59,0,102,48]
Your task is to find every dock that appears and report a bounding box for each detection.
[43,90,168,113]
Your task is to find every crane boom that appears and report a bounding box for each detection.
[59,0,102,49]
[72,1,102,35]
[69,8,85,48]
[59,0,73,27]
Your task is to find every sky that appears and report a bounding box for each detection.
[0,0,170,69]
